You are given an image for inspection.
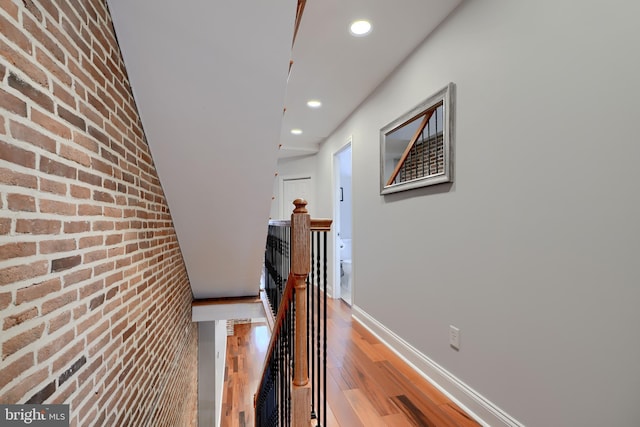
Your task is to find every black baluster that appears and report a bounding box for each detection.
[316,231,322,426]
[323,231,328,427]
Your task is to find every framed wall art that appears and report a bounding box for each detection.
[380,83,455,195]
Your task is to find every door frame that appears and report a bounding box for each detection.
[332,137,352,302]
[279,174,314,219]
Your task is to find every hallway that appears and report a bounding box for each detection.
[220,299,480,426]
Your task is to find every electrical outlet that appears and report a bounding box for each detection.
[449,325,460,350]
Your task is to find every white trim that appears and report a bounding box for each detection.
[332,137,353,302]
[351,305,525,427]
[192,302,265,322]
[278,173,315,219]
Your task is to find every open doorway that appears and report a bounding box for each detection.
[333,140,352,305]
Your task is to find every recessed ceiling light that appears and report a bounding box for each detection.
[350,20,371,37]
[291,129,303,135]
[307,100,322,108]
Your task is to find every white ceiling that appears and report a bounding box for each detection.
[279,0,463,158]
[106,0,462,298]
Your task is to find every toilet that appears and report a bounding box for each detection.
[339,238,352,295]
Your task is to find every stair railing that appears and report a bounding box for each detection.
[256,199,331,426]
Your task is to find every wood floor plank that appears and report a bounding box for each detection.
[325,366,366,427]
[344,389,388,427]
[220,322,268,427]
[221,298,480,427]
[382,412,418,427]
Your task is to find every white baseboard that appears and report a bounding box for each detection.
[351,305,524,427]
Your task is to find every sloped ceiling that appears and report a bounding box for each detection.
[106,0,463,299]
[107,0,296,298]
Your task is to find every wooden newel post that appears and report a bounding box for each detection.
[290,199,311,425]
[291,198,310,386]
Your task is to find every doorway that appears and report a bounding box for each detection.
[281,176,313,219]
[334,141,352,305]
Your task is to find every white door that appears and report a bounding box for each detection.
[282,177,313,218]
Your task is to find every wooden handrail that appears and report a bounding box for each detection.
[268,218,332,231]
[255,270,296,389]
[256,199,312,425]
[257,199,332,425]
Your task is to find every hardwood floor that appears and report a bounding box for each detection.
[220,300,480,427]
[220,321,269,427]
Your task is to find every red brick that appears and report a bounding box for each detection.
[103,207,121,218]
[11,120,57,153]
[53,81,76,109]
[93,221,114,231]
[73,304,87,320]
[78,171,102,187]
[39,177,67,195]
[0,353,34,390]
[90,157,113,177]
[39,238,76,254]
[40,157,78,179]
[8,72,54,112]
[3,306,39,330]
[0,260,49,286]
[35,47,73,87]
[16,218,61,234]
[77,103,103,129]
[63,221,90,233]
[93,190,114,203]
[79,280,104,300]
[0,367,47,403]
[42,289,77,315]
[0,140,36,168]
[2,323,45,359]
[79,235,103,249]
[40,2,60,21]
[48,310,71,333]
[0,39,48,87]
[1,1,19,20]
[40,199,76,216]
[16,278,61,305]
[0,242,37,261]
[0,88,28,116]
[32,108,72,139]
[52,378,77,404]
[57,105,86,130]
[81,56,106,88]
[60,143,90,166]
[50,255,81,273]
[7,193,36,212]
[61,17,90,59]
[84,249,106,263]
[86,319,108,345]
[0,13,32,55]
[0,167,38,188]
[76,310,101,336]
[37,330,75,366]
[63,268,92,287]
[25,16,65,63]
[0,292,11,310]
[22,0,44,22]
[70,184,91,199]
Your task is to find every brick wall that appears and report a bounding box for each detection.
[0,1,198,426]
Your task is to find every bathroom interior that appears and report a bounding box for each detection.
[337,145,352,305]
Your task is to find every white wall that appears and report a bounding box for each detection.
[310,1,640,425]
[198,322,216,427]
[197,321,228,427]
